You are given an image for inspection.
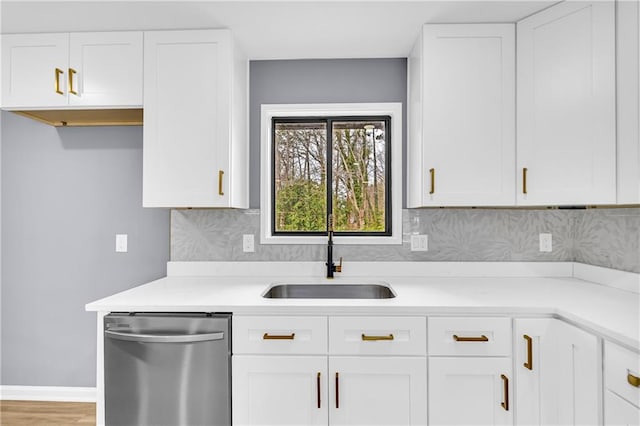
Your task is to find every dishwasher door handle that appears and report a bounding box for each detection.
[105,329,225,343]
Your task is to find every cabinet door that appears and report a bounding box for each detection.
[143,30,232,207]
[554,321,600,425]
[329,357,427,426]
[68,32,142,107]
[616,0,640,204]
[428,357,512,426]
[409,24,515,207]
[605,390,640,426]
[514,319,556,425]
[515,319,600,426]
[517,1,616,205]
[232,355,328,426]
[1,33,69,108]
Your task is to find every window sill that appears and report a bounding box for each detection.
[260,234,403,245]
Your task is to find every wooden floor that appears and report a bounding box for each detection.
[0,401,95,425]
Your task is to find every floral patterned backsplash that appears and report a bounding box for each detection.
[171,208,639,273]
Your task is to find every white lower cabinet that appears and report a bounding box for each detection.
[232,315,608,426]
[232,315,427,426]
[232,355,328,426]
[428,356,512,425]
[515,319,600,425]
[329,357,427,426]
[605,391,640,425]
[427,317,513,426]
[513,319,555,425]
[604,341,640,425]
[233,355,427,426]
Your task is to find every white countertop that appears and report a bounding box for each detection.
[85,262,640,351]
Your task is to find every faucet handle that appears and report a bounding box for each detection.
[335,257,343,273]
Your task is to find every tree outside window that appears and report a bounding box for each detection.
[272,116,391,236]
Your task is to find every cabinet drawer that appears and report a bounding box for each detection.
[605,389,640,425]
[233,316,327,355]
[428,317,511,356]
[329,316,426,355]
[605,341,640,407]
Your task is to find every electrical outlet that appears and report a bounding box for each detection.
[243,234,255,253]
[410,234,428,251]
[539,233,552,252]
[115,234,128,253]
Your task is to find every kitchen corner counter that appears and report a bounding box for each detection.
[86,262,640,351]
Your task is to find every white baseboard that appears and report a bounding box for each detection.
[0,385,96,402]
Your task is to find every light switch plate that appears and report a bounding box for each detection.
[410,234,428,251]
[243,234,255,253]
[539,233,552,252]
[116,234,128,253]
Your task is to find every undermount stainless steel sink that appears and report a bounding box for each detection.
[263,283,396,299]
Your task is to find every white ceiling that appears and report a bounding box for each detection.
[1,1,560,59]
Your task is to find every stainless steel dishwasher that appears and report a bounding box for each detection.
[104,313,231,426]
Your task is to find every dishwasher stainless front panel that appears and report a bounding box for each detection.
[104,313,231,426]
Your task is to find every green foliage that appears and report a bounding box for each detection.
[274,120,387,234]
[275,180,326,232]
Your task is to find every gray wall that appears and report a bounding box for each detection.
[1,111,170,387]
[249,59,407,208]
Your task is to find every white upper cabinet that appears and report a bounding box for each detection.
[2,32,142,109]
[68,32,143,107]
[517,1,616,205]
[2,33,69,108]
[408,24,515,207]
[142,29,248,208]
[616,0,640,204]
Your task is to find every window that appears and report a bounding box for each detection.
[273,117,391,236]
[261,103,402,245]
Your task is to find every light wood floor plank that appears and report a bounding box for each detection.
[0,401,95,425]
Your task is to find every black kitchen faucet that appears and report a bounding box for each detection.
[326,214,342,279]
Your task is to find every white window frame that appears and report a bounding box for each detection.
[260,103,403,245]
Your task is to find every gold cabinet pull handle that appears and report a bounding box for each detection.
[68,68,78,95]
[501,374,509,411]
[628,373,640,387]
[55,68,64,95]
[317,372,321,408]
[522,167,528,194]
[453,334,489,342]
[262,333,295,340]
[523,335,533,370]
[429,168,435,194]
[361,333,394,341]
[335,372,339,409]
[218,170,224,196]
